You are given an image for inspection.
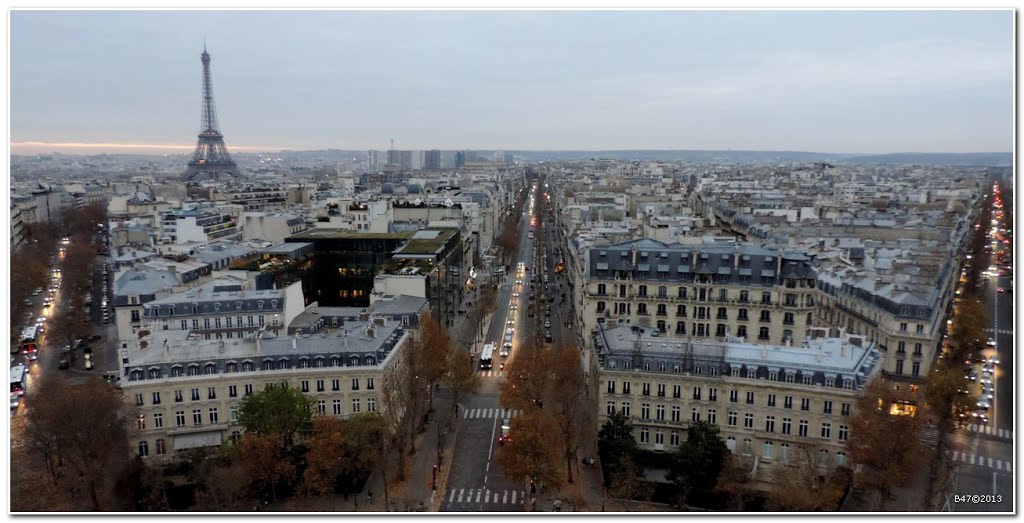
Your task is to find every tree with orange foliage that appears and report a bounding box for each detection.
[300,417,347,510]
[239,433,296,504]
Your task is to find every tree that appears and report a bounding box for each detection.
[500,339,553,412]
[339,413,386,511]
[239,433,296,504]
[762,447,850,511]
[300,417,347,510]
[495,408,563,490]
[192,461,250,511]
[597,412,638,485]
[847,377,927,506]
[50,304,88,357]
[19,376,131,510]
[545,346,586,484]
[667,420,729,508]
[236,384,313,447]
[410,312,452,428]
[607,455,652,502]
[923,360,978,509]
[380,355,412,483]
[714,455,755,511]
[442,349,480,419]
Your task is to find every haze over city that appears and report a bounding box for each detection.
[10,9,1013,155]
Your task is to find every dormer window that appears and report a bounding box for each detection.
[258,301,265,310]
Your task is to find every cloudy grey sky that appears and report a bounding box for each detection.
[10,9,1013,154]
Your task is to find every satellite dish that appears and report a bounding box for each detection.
[445,198,454,208]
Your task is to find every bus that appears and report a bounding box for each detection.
[11,364,27,396]
[479,343,495,370]
[20,326,38,354]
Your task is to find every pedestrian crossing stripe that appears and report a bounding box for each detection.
[478,370,505,378]
[447,488,527,506]
[984,328,1013,335]
[463,408,522,419]
[965,423,1013,440]
[948,451,1012,473]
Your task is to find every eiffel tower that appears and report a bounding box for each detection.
[183,44,239,181]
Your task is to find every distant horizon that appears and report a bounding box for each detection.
[11,10,1012,154]
[9,142,1013,157]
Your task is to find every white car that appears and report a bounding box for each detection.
[512,291,520,297]
[32,288,42,296]
[10,394,19,410]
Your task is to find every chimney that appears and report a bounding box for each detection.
[840,341,848,358]
[292,333,297,350]
[256,331,262,352]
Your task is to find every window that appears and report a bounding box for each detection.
[229,385,237,398]
[230,406,238,421]
[317,400,326,416]
[181,320,188,330]
[780,443,791,462]
[746,368,757,379]
[743,438,753,455]
[244,384,254,396]
[761,292,772,304]
[912,361,921,377]
[716,324,727,337]
[641,403,650,420]
[730,390,738,403]
[895,359,904,375]
[352,379,360,391]
[738,308,748,321]
[607,401,616,415]
[133,394,144,407]
[802,374,812,385]
[744,413,754,428]
[191,388,200,401]
[656,404,665,421]
[758,327,770,340]
[821,423,831,439]
[315,380,324,392]
[825,377,835,387]
[836,452,847,467]
[138,441,149,457]
[839,425,849,441]
[739,290,749,302]
[670,430,680,446]
[642,383,650,396]
[767,394,776,407]
[156,439,165,455]
[782,417,792,435]
[841,403,851,416]
[708,388,717,401]
[693,387,702,400]
[671,405,681,422]
[209,408,219,424]
[623,382,631,394]
[207,387,216,400]
[801,398,810,411]
[367,378,375,390]
[333,400,342,415]
[763,440,774,459]
[192,409,202,426]
[708,409,717,425]
[367,398,377,412]
[717,307,728,320]
[175,411,185,427]
[620,402,631,416]
[137,414,146,430]
[765,415,776,432]
[823,401,833,414]
[677,305,686,317]
[798,420,808,437]
[640,428,650,444]
[746,392,755,405]
[151,412,163,428]
[691,408,701,422]
[737,325,747,339]
[607,381,616,394]
[332,379,340,391]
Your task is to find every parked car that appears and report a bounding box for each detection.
[59,360,70,370]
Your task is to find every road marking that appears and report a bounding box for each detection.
[449,489,456,503]
[476,490,482,503]
[485,490,491,503]
[988,457,995,468]
[457,489,464,503]
[511,491,517,504]
[464,409,470,419]
[503,491,508,504]
[996,460,1003,471]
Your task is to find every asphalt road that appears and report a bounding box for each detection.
[442,186,540,512]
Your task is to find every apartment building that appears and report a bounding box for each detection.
[580,239,818,348]
[595,323,882,483]
[124,316,411,463]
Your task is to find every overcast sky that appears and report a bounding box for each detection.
[10,9,1013,154]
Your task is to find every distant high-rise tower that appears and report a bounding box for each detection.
[184,45,239,181]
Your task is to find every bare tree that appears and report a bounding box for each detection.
[443,350,481,419]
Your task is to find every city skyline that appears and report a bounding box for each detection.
[11,9,1013,154]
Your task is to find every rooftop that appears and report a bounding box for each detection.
[288,229,413,241]
[262,242,313,255]
[395,228,458,255]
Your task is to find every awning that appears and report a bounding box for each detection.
[677,266,690,273]
[738,268,752,276]
[638,264,650,271]
[596,263,609,270]
[174,431,223,451]
[717,267,732,275]
[761,270,776,277]
[657,264,670,272]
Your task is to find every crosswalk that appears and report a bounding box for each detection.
[949,451,1012,473]
[965,423,1013,440]
[984,328,1013,336]
[447,487,527,508]
[463,408,522,420]
[477,370,504,378]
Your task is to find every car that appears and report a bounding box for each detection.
[512,291,520,297]
[509,303,517,310]
[23,299,32,306]
[32,288,42,296]
[515,279,523,286]
[544,320,551,329]
[498,418,511,445]
[10,393,20,410]
[977,400,991,410]
[84,355,94,370]
[997,287,1005,293]
[507,318,515,326]
[545,331,552,342]
[26,351,38,362]
[59,360,70,370]
[90,334,102,341]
